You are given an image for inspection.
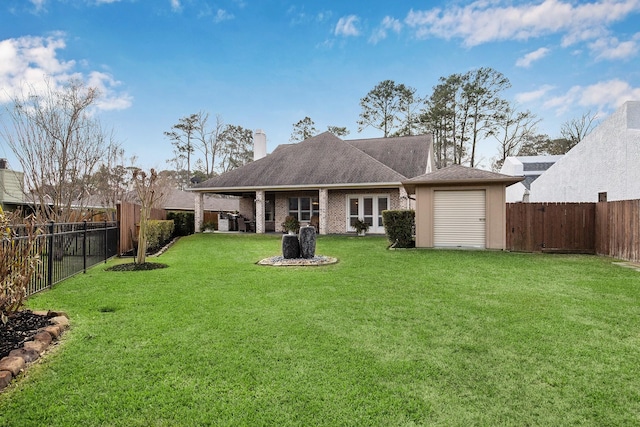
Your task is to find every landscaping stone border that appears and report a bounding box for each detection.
[257,255,338,266]
[0,311,69,392]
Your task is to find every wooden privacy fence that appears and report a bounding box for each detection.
[506,203,596,253]
[596,200,640,262]
[506,200,640,263]
[117,202,166,255]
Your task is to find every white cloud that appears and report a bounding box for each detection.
[515,84,555,103]
[543,79,640,114]
[170,0,181,12]
[334,15,360,37]
[589,33,640,60]
[369,16,403,44]
[288,6,332,26]
[404,0,640,49]
[213,9,234,23]
[0,35,131,110]
[87,71,133,110]
[516,47,550,67]
[29,0,47,11]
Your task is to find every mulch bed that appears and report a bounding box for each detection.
[106,262,168,271]
[0,311,51,360]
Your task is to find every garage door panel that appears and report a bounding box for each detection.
[434,190,485,248]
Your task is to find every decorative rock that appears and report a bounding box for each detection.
[23,340,48,354]
[0,370,12,391]
[9,348,40,363]
[39,325,62,338]
[282,234,300,259]
[0,357,26,377]
[299,226,316,259]
[49,311,69,319]
[33,331,53,346]
[50,316,69,327]
[32,310,49,317]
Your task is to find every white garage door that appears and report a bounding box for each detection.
[434,190,486,248]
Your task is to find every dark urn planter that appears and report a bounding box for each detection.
[299,226,316,259]
[282,234,300,259]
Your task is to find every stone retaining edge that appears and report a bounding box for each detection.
[0,311,69,392]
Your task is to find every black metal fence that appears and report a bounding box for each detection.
[8,221,119,297]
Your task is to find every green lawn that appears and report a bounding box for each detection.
[1,234,639,426]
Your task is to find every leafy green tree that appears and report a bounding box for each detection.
[462,67,511,167]
[327,125,350,137]
[423,68,511,167]
[219,125,253,172]
[393,84,423,137]
[164,113,198,178]
[358,80,407,137]
[423,73,463,167]
[290,117,318,142]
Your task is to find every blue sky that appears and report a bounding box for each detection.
[1,0,639,171]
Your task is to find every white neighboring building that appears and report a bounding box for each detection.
[530,101,640,202]
[500,156,563,202]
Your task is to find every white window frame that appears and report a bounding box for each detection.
[346,194,390,234]
[288,196,319,222]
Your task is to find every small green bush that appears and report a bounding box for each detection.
[281,215,300,233]
[146,220,175,252]
[166,212,194,236]
[382,210,415,248]
[201,220,216,231]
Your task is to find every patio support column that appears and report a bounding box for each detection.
[319,188,328,235]
[255,190,265,234]
[194,192,204,232]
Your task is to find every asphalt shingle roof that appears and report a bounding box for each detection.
[163,189,239,211]
[403,164,524,191]
[192,132,432,191]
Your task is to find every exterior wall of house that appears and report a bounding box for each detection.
[501,156,562,202]
[326,188,401,234]
[273,188,401,234]
[414,184,507,250]
[274,191,319,232]
[0,168,24,209]
[238,197,254,220]
[531,101,640,202]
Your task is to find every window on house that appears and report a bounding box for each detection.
[288,197,319,221]
[265,198,275,221]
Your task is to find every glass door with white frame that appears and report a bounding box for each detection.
[348,195,389,234]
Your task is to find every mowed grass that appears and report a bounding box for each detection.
[1,233,639,426]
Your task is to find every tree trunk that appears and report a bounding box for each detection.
[136,207,148,264]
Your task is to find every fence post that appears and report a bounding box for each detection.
[83,220,88,273]
[47,221,54,289]
[104,220,108,263]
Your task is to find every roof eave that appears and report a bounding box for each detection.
[402,177,524,194]
[188,182,404,193]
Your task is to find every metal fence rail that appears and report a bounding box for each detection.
[7,221,119,297]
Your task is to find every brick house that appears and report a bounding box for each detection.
[190,131,434,234]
